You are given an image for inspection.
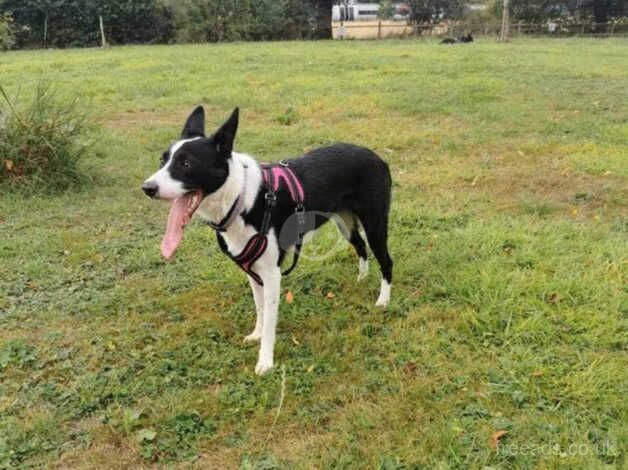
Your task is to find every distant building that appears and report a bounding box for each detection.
[463,3,488,14]
[332,1,410,22]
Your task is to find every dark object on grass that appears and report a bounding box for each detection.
[440,33,474,44]
[458,33,474,43]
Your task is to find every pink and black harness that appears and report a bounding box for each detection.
[209,161,305,286]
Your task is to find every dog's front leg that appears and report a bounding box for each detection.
[244,276,264,342]
[255,267,281,375]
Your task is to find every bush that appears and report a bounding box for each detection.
[169,0,318,43]
[378,1,395,20]
[0,13,15,50]
[0,83,93,193]
[1,0,176,49]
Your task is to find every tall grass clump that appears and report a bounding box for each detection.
[0,83,93,193]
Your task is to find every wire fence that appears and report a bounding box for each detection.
[332,21,628,40]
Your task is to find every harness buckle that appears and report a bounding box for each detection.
[279,160,289,167]
[265,192,277,206]
[295,203,306,226]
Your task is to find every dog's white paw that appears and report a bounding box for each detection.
[375,279,391,308]
[375,297,389,308]
[255,359,274,375]
[357,258,369,281]
[243,331,262,343]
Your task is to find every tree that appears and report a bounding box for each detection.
[26,0,59,47]
[379,0,395,20]
[0,12,15,49]
[404,0,462,24]
[592,0,610,23]
[0,0,175,47]
[309,0,332,39]
[491,0,625,23]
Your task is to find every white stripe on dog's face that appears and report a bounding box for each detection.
[143,137,201,200]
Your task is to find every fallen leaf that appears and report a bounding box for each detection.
[571,208,579,217]
[307,364,315,373]
[136,428,157,443]
[402,362,417,374]
[517,150,525,157]
[452,425,464,435]
[545,292,560,304]
[470,175,479,187]
[326,291,336,299]
[490,430,508,449]
[291,334,300,346]
[531,370,544,377]
[285,290,294,304]
[125,409,143,422]
[4,160,14,172]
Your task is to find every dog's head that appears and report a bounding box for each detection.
[143,106,238,200]
[142,106,239,259]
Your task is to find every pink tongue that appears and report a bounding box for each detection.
[161,194,194,260]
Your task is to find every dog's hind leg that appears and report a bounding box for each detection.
[356,211,393,307]
[335,212,369,281]
[351,229,369,280]
[244,275,264,342]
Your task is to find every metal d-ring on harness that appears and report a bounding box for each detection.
[211,160,306,286]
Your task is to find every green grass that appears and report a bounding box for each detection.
[0,37,627,469]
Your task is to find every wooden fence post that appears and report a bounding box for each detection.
[43,11,48,48]
[99,15,107,48]
[499,0,511,41]
[378,20,382,39]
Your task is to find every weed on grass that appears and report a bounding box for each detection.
[0,82,94,194]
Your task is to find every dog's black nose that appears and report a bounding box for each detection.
[142,181,158,198]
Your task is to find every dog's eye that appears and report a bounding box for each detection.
[160,152,168,168]
[182,160,191,168]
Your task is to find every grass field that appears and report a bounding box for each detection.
[0,38,627,469]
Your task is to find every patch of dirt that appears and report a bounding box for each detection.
[102,108,195,131]
[459,150,627,218]
[54,425,147,470]
[103,106,269,132]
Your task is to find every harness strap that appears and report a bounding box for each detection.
[231,234,268,286]
[263,161,306,277]
[207,167,247,232]
[207,195,242,231]
[213,160,306,286]
[264,165,305,202]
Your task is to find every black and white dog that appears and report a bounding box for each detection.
[142,107,393,374]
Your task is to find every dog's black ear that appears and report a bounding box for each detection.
[213,107,239,156]
[181,105,205,138]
